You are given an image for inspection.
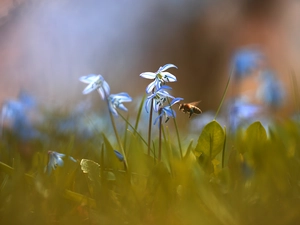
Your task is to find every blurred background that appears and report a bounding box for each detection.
[0,0,299,116]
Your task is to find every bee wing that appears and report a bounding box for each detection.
[187,100,202,106]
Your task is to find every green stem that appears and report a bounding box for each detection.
[158,109,162,162]
[222,126,227,169]
[147,98,154,156]
[106,98,128,170]
[214,70,233,120]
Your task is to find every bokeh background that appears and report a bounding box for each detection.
[0,0,299,115]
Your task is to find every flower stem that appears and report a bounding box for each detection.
[167,98,183,159]
[106,98,128,170]
[214,70,233,120]
[147,98,154,156]
[158,108,162,162]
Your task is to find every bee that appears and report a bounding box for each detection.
[179,101,202,118]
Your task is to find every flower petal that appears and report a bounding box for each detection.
[160,72,177,82]
[79,74,99,84]
[102,81,111,96]
[118,103,128,112]
[153,113,163,125]
[159,64,178,72]
[97,88,105,100]
[82,83,98,94]
[140,72,156,79]
[170,97,183,106]
[146,80,157,94]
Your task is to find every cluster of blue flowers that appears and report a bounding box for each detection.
[140,64,183,124]
[228,47,285,131]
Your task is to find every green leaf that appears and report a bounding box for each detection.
[102,133,124,169]
[194,120,225,160]
[80,159,100,181]
[245,121,267,143]
[183,140,193,160]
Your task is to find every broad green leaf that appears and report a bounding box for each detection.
[194,120,225,160]
[245,121,267,143]
[80,159,100,181]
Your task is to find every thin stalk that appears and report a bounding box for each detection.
[147,98,154,156]
[134,94,146,131]
[214,70,233,120]
[167,98,183,159]
[222,126,227,169]
[158,109,162,162]
[105,98,128,170]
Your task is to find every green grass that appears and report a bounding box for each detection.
[1,116,300,225]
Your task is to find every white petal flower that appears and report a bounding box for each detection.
[79,74,110,99]
[108,92,132,117]
[140,64,178,93]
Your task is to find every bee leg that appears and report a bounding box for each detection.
[189,112,192,118]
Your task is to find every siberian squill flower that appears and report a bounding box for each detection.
[140,64,177,93]
[256,70,285,108]
[0,92,40,140]
[45,151,76,175]
[228,97,261,132]
[79,74,110,99]
[107,92,132,117]
[154,97,183,125]
[232,48,264,78]
[145,86,174,113]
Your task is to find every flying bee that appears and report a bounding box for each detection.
[179,101,202,118]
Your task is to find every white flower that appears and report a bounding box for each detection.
[79,74,110,99]
[145,85,174,113]
[108,92,132,117]
[140,64,177,93]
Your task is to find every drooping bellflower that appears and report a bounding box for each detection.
[140,64,177,94]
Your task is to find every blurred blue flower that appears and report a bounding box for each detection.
[0,93,40,141]
[145,85,174,113]
[232,48,263,78]
[154,97,183,125]
[79,74,110,99]
[114,150,124,162]
[256,70,285,107]
[107,92,132,117]
[45,151,76,175]
[45,151,65,175]
[140,64,177,94]
[228,97,261,132]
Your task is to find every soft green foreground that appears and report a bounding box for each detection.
[1,120,300,225]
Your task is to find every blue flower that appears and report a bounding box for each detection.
[228,97,261,132]
[145,86,174,113]
[232,48,263,78]
[140,64,177,93]
[154,97,183,125]
[45,151,76,175]
[45,151,65,175]
[79,74,110,99]
[256,70,285,107]
[0,95,40,141]
[108,92,132,117]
